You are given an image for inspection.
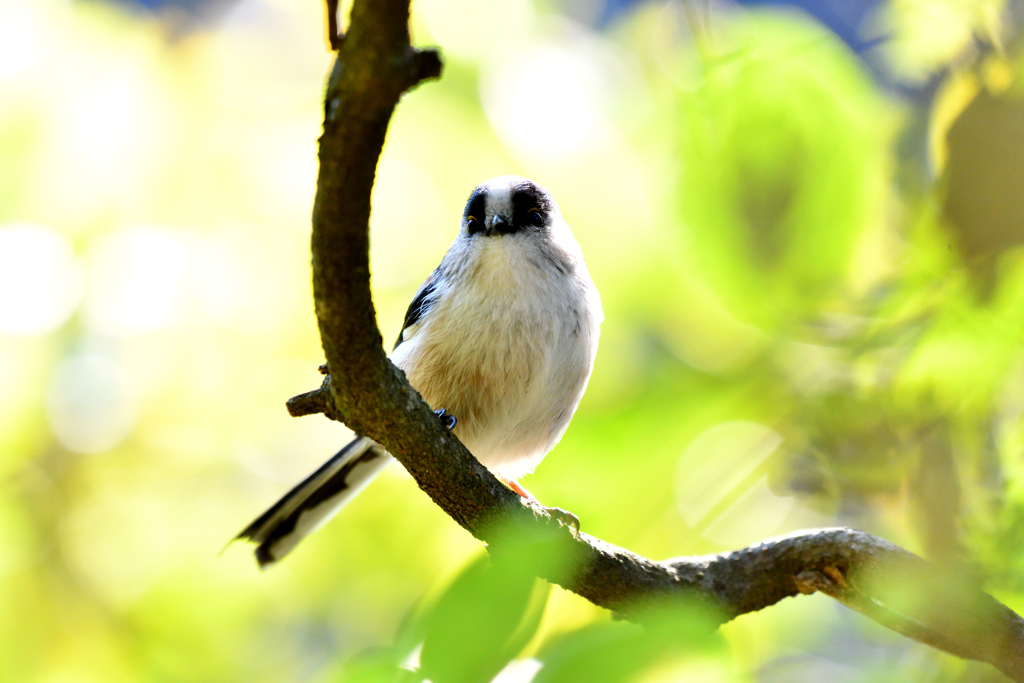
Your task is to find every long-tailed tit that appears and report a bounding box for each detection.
[237,176,603,568]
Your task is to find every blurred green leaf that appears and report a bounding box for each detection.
[416,552,550,683]
[340,646,406,683]
[534,597,724,683]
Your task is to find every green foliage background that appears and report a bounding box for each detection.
[3,0,1024,681]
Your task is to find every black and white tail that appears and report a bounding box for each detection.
[236,436,394,568]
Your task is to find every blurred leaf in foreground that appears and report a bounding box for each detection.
[534,595,727,683]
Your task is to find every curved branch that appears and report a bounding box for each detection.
[301,0,1024,680]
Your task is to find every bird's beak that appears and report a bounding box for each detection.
[488,214,512,235]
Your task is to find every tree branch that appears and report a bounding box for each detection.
[299,0,1024,680]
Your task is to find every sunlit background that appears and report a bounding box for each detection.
[3,0,1024,680]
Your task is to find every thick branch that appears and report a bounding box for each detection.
[303,0,1024,680]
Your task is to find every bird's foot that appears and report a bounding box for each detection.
[505,478,535,500]
[434,408,457,431]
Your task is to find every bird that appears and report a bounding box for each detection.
[236,176,603,568]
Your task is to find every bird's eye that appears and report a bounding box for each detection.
[527,209,544,226]
[466,216,481,234]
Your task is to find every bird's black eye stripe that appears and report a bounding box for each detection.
[464,190,487,236]
[511,183,552,229]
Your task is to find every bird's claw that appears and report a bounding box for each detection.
[544,506,580,537]
[434,408,457,431]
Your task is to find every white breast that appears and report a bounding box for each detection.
[391,229,602,480]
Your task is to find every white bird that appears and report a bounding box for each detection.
[237,176,603,568]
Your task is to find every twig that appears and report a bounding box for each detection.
[285,374,340,419]
[325,0,342,50]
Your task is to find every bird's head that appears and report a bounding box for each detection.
[461,176,559,238]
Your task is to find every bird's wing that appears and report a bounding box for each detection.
[393,267,440,350]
